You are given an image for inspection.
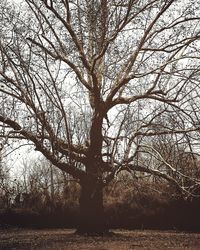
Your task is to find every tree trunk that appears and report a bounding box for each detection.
[76,108,107,235]
[76,178,107,235]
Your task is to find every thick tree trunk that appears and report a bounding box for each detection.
[76,178,107,235]
[75,108,107,235]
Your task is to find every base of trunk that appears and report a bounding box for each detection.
[76,219,108,236]
[75,227,109,236]
[77,178,107,236]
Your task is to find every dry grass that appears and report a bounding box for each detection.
[0,228,200,249]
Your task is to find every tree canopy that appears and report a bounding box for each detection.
[0,0,200,233]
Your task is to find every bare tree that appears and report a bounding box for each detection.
[0,0,200,234]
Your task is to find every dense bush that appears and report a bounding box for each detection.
[1,174,200,230]
[1,159,200,230]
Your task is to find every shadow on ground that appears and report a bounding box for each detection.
[0,228,200,249]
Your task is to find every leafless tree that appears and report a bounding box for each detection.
[0,0,200,234]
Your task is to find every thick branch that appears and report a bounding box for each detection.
[0,115,87,180]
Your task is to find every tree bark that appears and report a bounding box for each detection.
[75,105,107,235]
[76,177,107,235]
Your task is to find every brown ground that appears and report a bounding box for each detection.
[0,228,200,250]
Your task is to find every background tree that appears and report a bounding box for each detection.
[0,0,200,234]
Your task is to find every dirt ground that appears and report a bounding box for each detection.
[0,228,200,250]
